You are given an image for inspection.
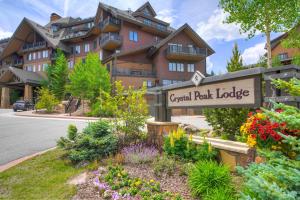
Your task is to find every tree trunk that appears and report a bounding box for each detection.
[266,31,272,68]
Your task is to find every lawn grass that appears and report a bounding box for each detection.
[0,149,88,200]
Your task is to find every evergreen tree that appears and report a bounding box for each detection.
[45,49,68,100]
[203,43,249,140]
[227,43,243,72]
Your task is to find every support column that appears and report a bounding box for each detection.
[1,87,10,108]
[154,90,171,122]
[24,84,33,101]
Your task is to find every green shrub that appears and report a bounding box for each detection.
[57,120,118,163]
[237,151,300,200]
[203,186,236,200]
[35,87,59,113]
[188,161,232,198]
[67,124,77,141]
[203,108,249,140]
[153,155,176,176]
[163,128,218,162]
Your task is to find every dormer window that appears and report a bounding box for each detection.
[143,19,152,26]
[143,8,151,16]
[51,25,59,32]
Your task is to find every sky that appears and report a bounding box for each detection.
[0,0,282,74]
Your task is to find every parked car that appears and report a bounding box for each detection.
[12,100,34,112]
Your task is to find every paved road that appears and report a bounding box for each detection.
[0,109,91,165]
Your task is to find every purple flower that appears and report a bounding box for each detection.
[112,191,120,200]
[121,144,159,164]
[93,178,109,190]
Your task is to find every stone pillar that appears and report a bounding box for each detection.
[1,87,10,108]
[154,90,171,122]
[24,84,33,101]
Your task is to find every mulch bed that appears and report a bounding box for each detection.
[72,163,195,200]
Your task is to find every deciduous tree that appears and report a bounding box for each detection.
[219,0,300,68]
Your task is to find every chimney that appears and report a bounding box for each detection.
[50,13,61,22]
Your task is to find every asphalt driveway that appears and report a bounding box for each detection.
[0,109,90,165]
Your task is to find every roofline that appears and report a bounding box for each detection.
[134,1,157,17]
[148,23,215,56]
[1,17,57,60]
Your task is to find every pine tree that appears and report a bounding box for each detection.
[227,43,243,72]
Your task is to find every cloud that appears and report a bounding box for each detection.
[0,28,12,39]
[196,9,249,42]
[206,57,213,72]
[157,9,176,24]
[241,42,266,65]
[63,0,70,17]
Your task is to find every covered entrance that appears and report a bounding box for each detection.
[0,67,44,108]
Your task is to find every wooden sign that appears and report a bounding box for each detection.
[167,78,260,108]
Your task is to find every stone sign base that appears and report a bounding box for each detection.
[193,136,256,171]
[146,121,180,150]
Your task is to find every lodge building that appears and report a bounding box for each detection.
[0,2,214,108]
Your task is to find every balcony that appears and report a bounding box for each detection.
[100,33,122,50]
[112,68,156,77]
[99,17,121,32]
[166,45,207,61]
[21,41,47,53]
[13,59,23,67]
[141,20,170,36]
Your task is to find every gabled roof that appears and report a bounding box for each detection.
[133,2,157,17]
[0,18,69,59]
[95,2,174,33]
[148,23,215,56]
[0,67,45,85]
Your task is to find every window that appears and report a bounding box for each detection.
[42,63,48,71]
[32,52,36,60]
[162,80,172,86]
[33,65,36,72]
[157,24,166,31]
[38,51,41,59]
[75,45,81,54]
[168,62,176,71]
[68,60,74,69]
[84,43,90,53]
[93,40,97,50]
[27,65,33,71]
[28,53,32,61]
[146,80,152,88]
[42,50,48,58]
[129,31,138,42]
[168,43,182,52]
[38,64,41,71]
[176,63,184,72]
[187,64,195,72]
[278,53,288,61]
[70,46,74,54]
[99,50,103,61]
[86,22,94,28]
[143,19,151,26]
[51,25,59,32]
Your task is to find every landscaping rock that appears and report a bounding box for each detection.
[68,172,88,185]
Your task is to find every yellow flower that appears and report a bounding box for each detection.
[189,134,193,141]
[208,143,212,152]
[256,113,266,120]
[170,134,174,147]
[247,134,257,147]
[150,179,155,183]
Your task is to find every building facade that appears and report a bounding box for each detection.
[270,24,300,65]
[0,2,214,108]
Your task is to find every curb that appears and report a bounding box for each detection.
[14,112,101,120]
[0,147,57,173]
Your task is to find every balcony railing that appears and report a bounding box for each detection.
[100,33,122,50]
[99,16,121,31]
[13,59,23,66]
[142,21,168,32]
[167,45,207,56]
[21,41,47,52]
[112,68,156,77]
